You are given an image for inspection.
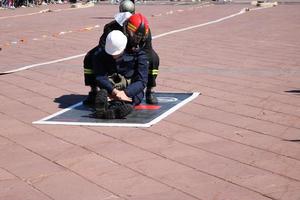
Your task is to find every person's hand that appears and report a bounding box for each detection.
[107,94,117,101]
[112,89,132,102]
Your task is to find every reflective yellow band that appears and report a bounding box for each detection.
[127,22,137,32]
[149,69,158,75]
[84,68,94,74]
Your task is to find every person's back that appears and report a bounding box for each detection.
[99,20,123,49]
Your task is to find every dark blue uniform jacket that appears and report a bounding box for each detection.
[92,48,149,105]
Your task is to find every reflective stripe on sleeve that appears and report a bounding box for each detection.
[84,68,94,74]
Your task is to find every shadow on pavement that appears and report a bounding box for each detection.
[54,94,86,108]
[285,90,300,95]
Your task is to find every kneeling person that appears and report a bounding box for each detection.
[93,30,148,119]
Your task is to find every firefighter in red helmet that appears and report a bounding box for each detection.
[83,12,159,105]
[124,14,160,105]
[126,13,149,45]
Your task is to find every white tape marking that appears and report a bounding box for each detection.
[152,9,246,39]
[1,54,85,75]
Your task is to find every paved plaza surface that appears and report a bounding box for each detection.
[1,1,300,200]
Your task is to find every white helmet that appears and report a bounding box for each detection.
[105,30,127,56]
[119,0,135,14]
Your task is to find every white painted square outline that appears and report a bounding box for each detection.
[33,92,200,127]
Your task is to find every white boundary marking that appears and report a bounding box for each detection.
[33,92,200,127]
[152,8,246,39]
[0,54,85,75]
[0,7,269,75]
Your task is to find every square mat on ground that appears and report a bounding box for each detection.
[33,92,200,127]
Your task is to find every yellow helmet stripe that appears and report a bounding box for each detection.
[127,22,137,32]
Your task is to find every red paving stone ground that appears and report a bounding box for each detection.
[1,1,300,200]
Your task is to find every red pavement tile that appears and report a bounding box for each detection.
[127,190,198,200]
[198,95,300,128]
[9,130,76,161]
[88,139,158,164]
[0,168,15,181]
[87,127,300,200]
[102,128,300,199]
[33,171,118,200]
[0,179,53,200]
[56,152,122,178]
[39,126,114,147]
[170,96,300,140]
[0,138,64,181]
[55,152,197,200]
[0,81,59,112]
[93,167,177,199]
[0,97,47,122]
[166,111,300,159]
[152,169,272,200]
[161,72,300,117]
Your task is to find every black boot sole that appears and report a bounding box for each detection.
[95,90,108,117]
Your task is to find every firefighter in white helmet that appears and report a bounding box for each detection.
[91,30,149,119]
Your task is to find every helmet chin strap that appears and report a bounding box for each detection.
[136,20,145,36]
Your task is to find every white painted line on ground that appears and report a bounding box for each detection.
[0,54,85,75]
[0,7,270,75]
[33,119,151,127]
[144,92,200,127]
[33,101,83,123]
[152,8,246,39]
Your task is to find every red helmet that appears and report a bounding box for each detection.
[127,13,149,39]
